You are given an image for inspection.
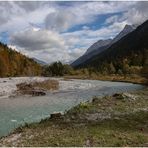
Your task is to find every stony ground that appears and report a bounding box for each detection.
[0,77,50,98]
[0,88,148,147]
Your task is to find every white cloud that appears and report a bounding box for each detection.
[9,28,77,63]
[0,2,55,33]
[62,21,126,48]
[45,11,75,32]
[45,1,135,32]
[82,26,90,30]
[124,1,148,25]
[105,15,121,25]
[105,1,148,26]
[10,29,65,51]
[0,1,147,34]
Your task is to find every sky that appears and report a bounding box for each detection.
[0,1,148,64]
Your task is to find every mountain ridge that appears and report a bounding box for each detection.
[71,24,136,67]
[33,58,47,66]
[75,20,148,74]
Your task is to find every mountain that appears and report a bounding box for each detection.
[111,24,136,44]
[84,39,112,55]
[0,42,42,77]
[71,42,111,67]
[71,24,136,67]
[74,20,148,74]
[33,58,47,66]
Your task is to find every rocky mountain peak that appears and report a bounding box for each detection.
[112,24,136,44]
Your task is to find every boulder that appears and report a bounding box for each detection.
[32,90,46,96]
[50,112,62,119]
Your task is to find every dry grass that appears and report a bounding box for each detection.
[32,79,59,91]
[16,79,59,96]
[17,79,59,91]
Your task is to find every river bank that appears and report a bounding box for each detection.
[0,87,147,146]
[64,74,148,85]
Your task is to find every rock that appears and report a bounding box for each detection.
[31,90,46,96]
[113,93,121,98]
[123,93,137,100]
[50,112,62,119]
[113,93,125,100]
[92,96,98,103]
[113,93,137,101]
[18,90,46,96]
[84,137,94,147]
[85,113,111,121]
[140,128,144,131]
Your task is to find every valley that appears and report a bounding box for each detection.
[0,1,148,146]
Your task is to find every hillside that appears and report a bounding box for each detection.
[0,42,42,77]
[74,20,148,75]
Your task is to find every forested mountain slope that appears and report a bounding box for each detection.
[0,42,42,77]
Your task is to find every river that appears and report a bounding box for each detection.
[0,78,144,137]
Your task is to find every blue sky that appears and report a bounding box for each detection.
[0,32,9,44]
[67,12,124,32]
[0,1,148,63]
